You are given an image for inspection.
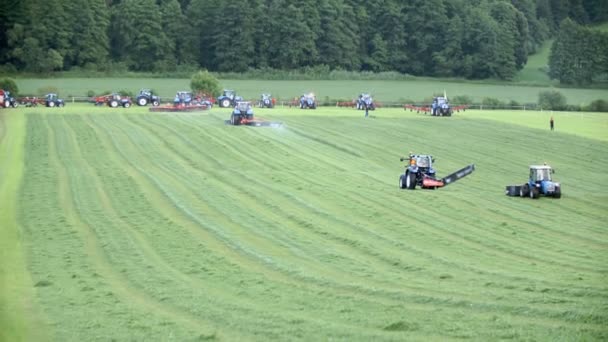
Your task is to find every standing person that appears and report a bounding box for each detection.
[550,116,554,131]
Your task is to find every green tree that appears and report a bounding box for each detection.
[316,0,360,70]
[190,70,221,96]
[64,0,110,69]
[0,78,19,96]
[160,0,190,69]
[211,0,254,71]
[110,0,171,71]
[538,90,567,110]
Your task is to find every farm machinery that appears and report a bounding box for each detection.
[300,92,317,109]
[226,101,282,127]
[398,153,475,190]
[356,93,375,111]
[505,165,562,199]
[149,91,211,112]
[136,89,160,106]
[0,90,18,108]
[404,92,467,116]
[93,93,132,108]
[259,93,274,108]
[217,89,243,108]
[19,93,65,107]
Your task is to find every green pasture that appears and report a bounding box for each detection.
[15,78,608,105]
[514,40,553,84]
[1,105,607,341]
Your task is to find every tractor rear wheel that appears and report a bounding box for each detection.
[520,184,529,197]
[530,187,540,199]
[221,99,231,108]
[406,171,416,190]
[138,97,147,106]
[110,100,118,108]
[48,101,55,107]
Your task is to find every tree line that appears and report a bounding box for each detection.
[0,0,606,81]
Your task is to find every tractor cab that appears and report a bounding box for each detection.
[408,154,435,174]
[139,89,152,97]
[530,165,553,183]
[234,101,253,114]
[300,92,317,109]
[45,93,64,107]
[175,91,193,105]
[47,93,58,101]
[259,93,274,108]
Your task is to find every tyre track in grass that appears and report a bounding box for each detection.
[137,114,608,324]
[45,115,225,340]
[91,115,466,340]
[157,113,604,292]
[258,116,604,274]
[47,114,604,336]
[196,116,604,282]
[79,115,423,339]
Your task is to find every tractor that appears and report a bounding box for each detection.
[356,93,375,111]
[431,96,452,116]
[44,93,65,107]
[0,90,18,108]
[217,89,243,108]
[399,153,475,190]
[300,92,317,109]
[107,93,132,108]
[226,101,282,127]
[505,165,562,199]
[136,89,160,106]
[259,93,274,108]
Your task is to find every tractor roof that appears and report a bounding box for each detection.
[530,165,552,169]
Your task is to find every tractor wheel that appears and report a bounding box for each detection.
[12,102,18,108]
[58,102,65,107]
[221,99,231,108]
[406,172,416,190]
[110,100,119,108]
[530,187,540,199]
[137,97,147,106]
[48,101,55,108]
[4,100,9,108]
[520,184,529,197]
[553,186,561,198]
[152,100,160,106]
[123,102,131,108]
[399,174,406,189]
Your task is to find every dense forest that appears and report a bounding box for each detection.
[0,0,606,81]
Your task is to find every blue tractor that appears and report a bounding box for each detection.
[300,92,317,109]
[45,93,65,107]
[230,101,254,125]
[431,96,452,116]
[136,89,160,106]
[506,165,562,199]
[399,153,475,190]
[356,93,375,111]
[217,89,243,108]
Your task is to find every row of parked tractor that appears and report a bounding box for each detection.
[0,90,65,108]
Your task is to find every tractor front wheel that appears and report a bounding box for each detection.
[123,102,131,108]
[553,186,561,198]
[399,174,406,189]
[152,100,160,106]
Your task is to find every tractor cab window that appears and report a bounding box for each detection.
[47,94,56,100]
[236,102,250,111]
[437,97,447,106]
[416,156,430,167]
[531,168,552,182]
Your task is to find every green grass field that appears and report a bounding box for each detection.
[1,104,607,341]
[514,41,554,84]
[14,78,608,105]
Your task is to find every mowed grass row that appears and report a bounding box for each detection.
[16,78,608,105]
[14,107,608,340]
